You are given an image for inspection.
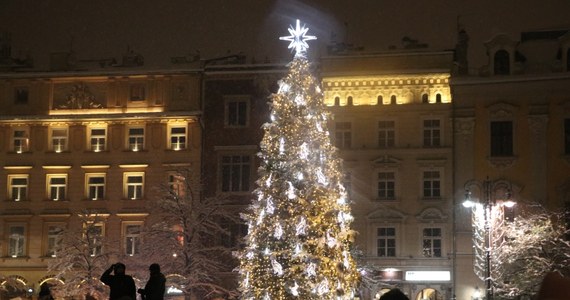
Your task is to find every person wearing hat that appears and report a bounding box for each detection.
[101,262,136,300]
[137,263,166,300]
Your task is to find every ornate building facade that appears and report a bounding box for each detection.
[321,51,455,300]
[0,70,201,298]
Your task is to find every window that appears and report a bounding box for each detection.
[128,127,145,151]
[221,155,251,192]
[13,129,29,153]
[90,128,106,152]
[221,221,248,249]
[564,118,570,155]
[378,121,395,148]
[168,173,185,197]
[226,98,249,127]
[377,227,396,257]
[86,223,104,256]
[490,121,513,156]
[8,175,28,201]
[377,95,383,105]
[422,228,442,257]
[125,173,144,199]
[347,96,353,106]
[9,225,26,257]
[422,94,429,103]
[51,128,68,153]
[390,95,397,105]
[377,172,395,200]
[47,175,67,201]
[423,119,441,147]
[86,174,105,200]
[423,171,441,199]
[334,96,340,106]
[435,93,442,103]
[130,84,146,101]
[46,224,64,257]
[335,122,352,149]
[494,49,510,75]
[169,126,187,150]
[14,87,29,104]
[124,224,142,256]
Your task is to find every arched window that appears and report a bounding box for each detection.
[347,96,353,106]
[416,288,443,300]
[494,49,510,75]
[390,95,397,105]
[422,94,429,103]
[377,95,383,105]
[435,93,442,103]
[334,96,340,106]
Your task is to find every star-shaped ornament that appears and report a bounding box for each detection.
[280,19,317,57]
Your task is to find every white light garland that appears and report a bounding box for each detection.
[274,223,283,239]
[271,258,284,275]
[296,216,307,235]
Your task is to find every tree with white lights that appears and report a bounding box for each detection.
[236,20,359,299]
[140,168,239,299]
[491,205,570,299]
[48,211,112,300]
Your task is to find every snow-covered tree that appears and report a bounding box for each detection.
[491,205,570,299]
[47,211,112,300]
[236,20,359,299]
[140,168,239,299]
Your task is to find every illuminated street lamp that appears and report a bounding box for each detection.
[463,177,514,300]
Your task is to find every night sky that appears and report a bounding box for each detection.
[1,0,569,69]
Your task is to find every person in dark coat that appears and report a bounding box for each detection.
[101,262,137,300]
[137,263,166,300]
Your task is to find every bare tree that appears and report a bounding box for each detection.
[47,211,114,300]
[141,168,239,299]
[492,204,570,299]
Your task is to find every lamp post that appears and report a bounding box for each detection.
[463,177,514,300]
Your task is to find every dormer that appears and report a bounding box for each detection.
[484,34,519,75]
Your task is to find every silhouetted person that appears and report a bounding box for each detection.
[137,263,166,300]
[380,288,409,300]
[38,283,54,300]
[101,262,136,300]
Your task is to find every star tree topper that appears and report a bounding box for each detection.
[279,19,317,57]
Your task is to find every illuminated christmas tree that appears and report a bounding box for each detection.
[237,20,359,299]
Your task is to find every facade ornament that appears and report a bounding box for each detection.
[57,83,103,109]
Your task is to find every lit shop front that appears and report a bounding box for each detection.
[363,269,451,300]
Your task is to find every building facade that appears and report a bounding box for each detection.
[321,51,455,300]
[0,69,201,298]
[452,30,570,300]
